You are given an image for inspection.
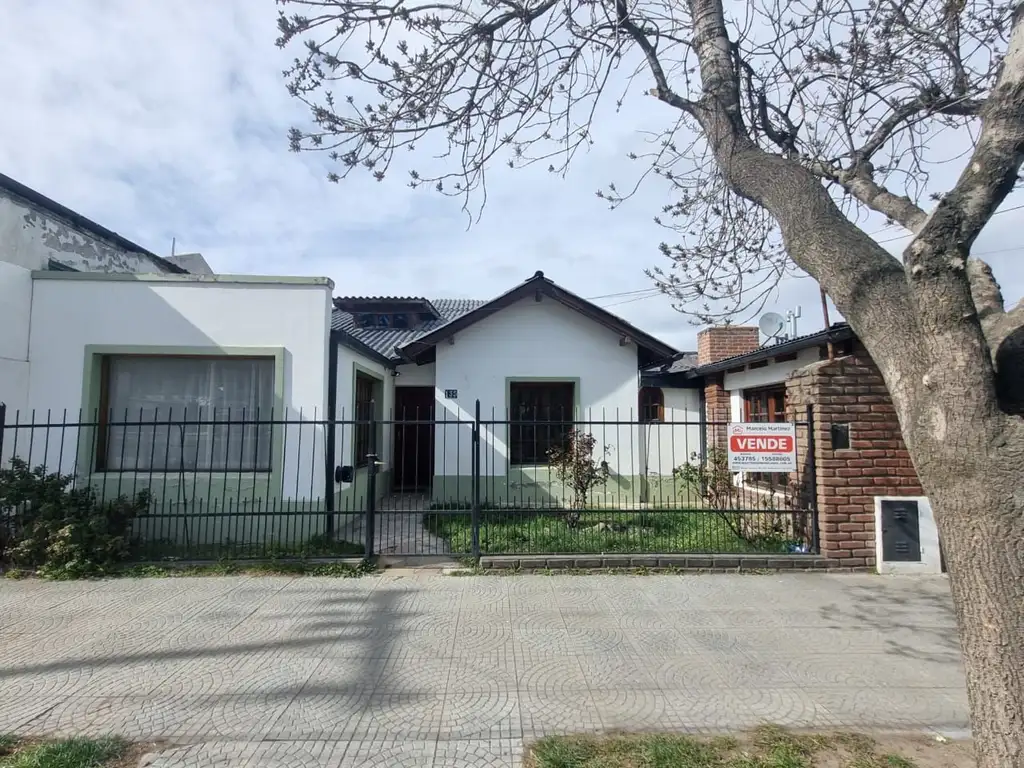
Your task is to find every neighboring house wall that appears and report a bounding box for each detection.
[0,262,32,415]
[333,343,395,513]
[0,191,172,274]
[14,272,333,545]
[0,184,178,413]
[429,295,692,505]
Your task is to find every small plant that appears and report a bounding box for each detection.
[674,449,803,551]
[0,458,150,579]
[546,429,610,525]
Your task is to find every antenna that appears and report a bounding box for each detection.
[785,305,802,340]
[758,312,786,345]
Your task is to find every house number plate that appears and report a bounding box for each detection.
[444,389,458,398]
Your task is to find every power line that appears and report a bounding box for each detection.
[874,202,1024,244]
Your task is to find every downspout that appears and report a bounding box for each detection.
[325,331,339,536]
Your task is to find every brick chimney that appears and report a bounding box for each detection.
[696,326,760,366]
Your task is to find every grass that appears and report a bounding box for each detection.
[116,559,376,578]
[5,558,376,580]
[132,533,364,562]
[527,726,971,768]
[0,736,132,768]
[425,506,795,555]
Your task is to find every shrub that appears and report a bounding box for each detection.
[546,430,610,524]
[673,449,803,551]
[0,458,150,579]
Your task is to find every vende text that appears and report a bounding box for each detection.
[729,435,794,453]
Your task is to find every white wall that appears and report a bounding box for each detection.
[334,345,395,472]
[0,262,31,420]
[23,274,333,500]
[433,296,643,478]
[395,361,435,388]
[723,347,819,392]
[641,388,703,474]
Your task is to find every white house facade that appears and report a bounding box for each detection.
[5,271,334,545]
[330,271,703,507]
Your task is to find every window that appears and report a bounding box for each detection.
[742,384,789,485]
[100,356,274,471]
[354,372,382,467]
[639,387,664,423]
[509,381,575,465]
[355,313,411,329]
[744,385,787,423]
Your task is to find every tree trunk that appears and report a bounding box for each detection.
[919,467,1024,767]
[689,100,1024,768]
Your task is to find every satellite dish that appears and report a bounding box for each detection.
[758,312,786,342]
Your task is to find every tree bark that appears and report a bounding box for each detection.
[924,463,1024,766]
[678,2,1024,764]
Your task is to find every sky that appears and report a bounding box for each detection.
[0,0,1021,353]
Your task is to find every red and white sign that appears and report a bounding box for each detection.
[727,422,797,472]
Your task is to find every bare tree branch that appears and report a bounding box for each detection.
[810,159,929,231]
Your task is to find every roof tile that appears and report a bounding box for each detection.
[332,297,487,358]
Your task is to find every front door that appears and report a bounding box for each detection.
[393,387,435,491]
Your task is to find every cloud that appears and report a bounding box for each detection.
[0,0,1020,354]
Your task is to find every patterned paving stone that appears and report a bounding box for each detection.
[432,738,523,767]
[518,691,605,736]
[0,573,969,767]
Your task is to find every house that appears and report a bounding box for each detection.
[652,323,940,573]
[329,271,704,511]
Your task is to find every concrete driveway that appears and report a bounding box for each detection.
[0,572,967,767]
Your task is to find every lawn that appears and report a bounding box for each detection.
[527,726,974,768]
[0,736,138,768]
[425,505,800,554]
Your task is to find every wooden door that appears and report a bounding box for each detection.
[393,387,435,491]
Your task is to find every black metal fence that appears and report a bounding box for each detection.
[0,402,818,563]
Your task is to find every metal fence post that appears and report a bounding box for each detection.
[805,404,820,554]
[365,401,377,560]
[471,399,481,560]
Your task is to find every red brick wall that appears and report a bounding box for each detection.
[704,373,730,450]
[786,341,922,568]
[696,326,760,366]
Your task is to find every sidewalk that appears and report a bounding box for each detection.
[0,572,967,767]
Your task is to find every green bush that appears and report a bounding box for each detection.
[0,458,150,579]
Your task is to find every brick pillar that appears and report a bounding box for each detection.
[704,373,730,450]
[785,341,922,569]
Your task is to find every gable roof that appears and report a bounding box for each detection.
[0,172,187,274]
[398,271,678,363]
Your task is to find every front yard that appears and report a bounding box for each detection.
[426,505,805,554]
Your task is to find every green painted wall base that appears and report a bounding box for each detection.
[431,472,700,508]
